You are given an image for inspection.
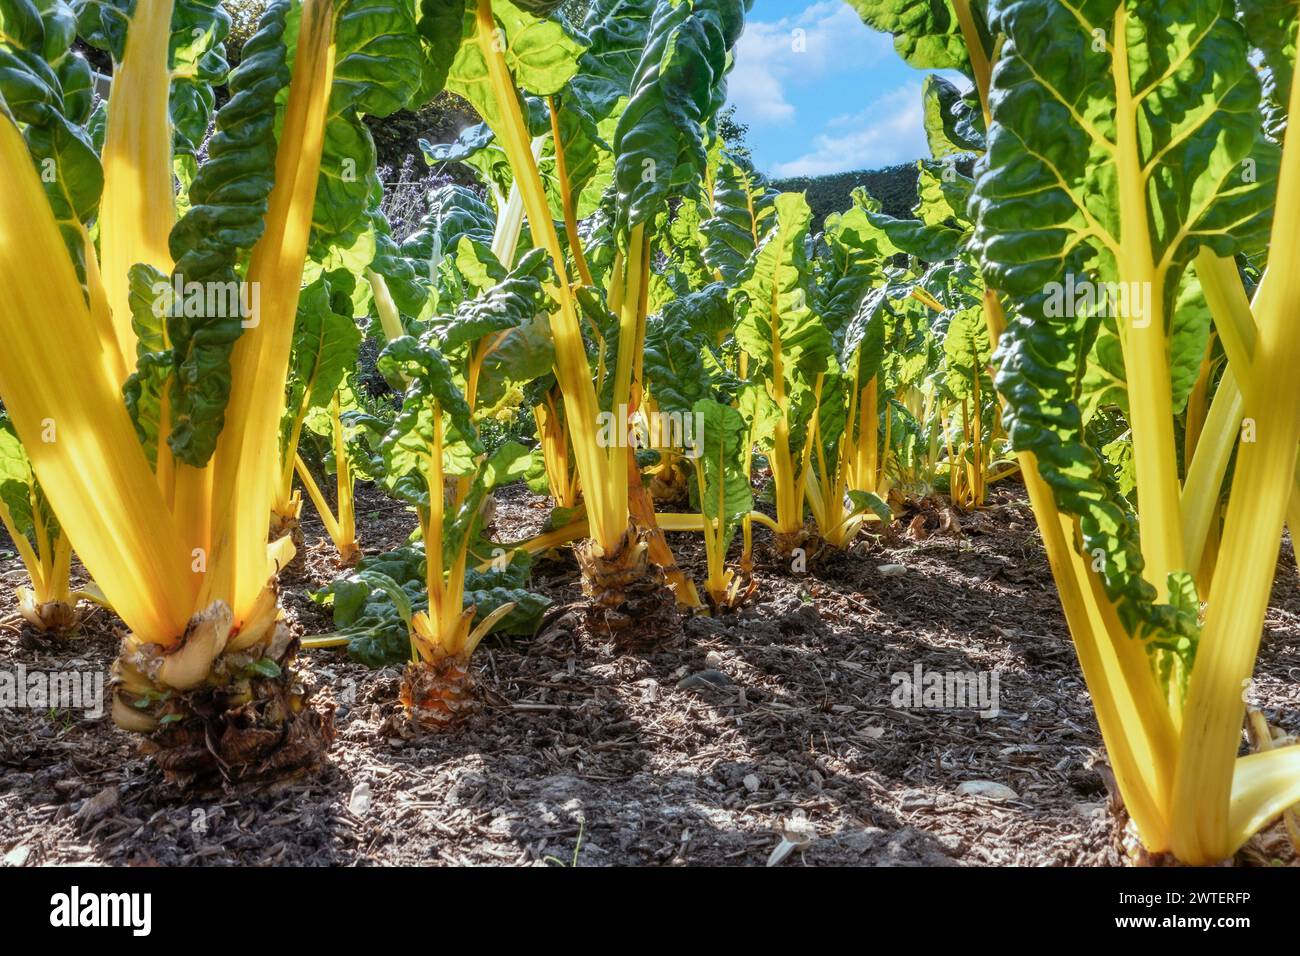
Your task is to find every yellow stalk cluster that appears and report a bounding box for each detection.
[473,0,621,553]
[97,0,177,384]
[0,1,336,682]
[471,0,704,615]
[949,5,1300,863]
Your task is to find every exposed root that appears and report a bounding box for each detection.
[113,611,333,788]
[398,655,480,730]
[335,540,362,568]
[1119,821,1181,867]
[575,532,680,649]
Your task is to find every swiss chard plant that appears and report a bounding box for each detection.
[854,0,1300,864]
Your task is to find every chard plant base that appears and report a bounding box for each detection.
[899,497,963,542]
[333,541,362,569]
[575,533,682,650]
[703,571,758,614]
[114,624,334,789]
[647,464,691,506]
[399,655,481,730]
[17,592,82,636]
[1120,822,1182,868]
[769,523,826,569]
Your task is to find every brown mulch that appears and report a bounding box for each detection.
[1,481,1297,867]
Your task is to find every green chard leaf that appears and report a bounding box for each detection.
[1237,0,1297,141]
[701,151,775,282]
[922,72,984,157]
[287,277,364,419]
[379,333,482,506]
[445,0,583,132]
[734,192,832,377]
[0,0,103,272]
[169,0,232,168]
[612,0,750,236]
[970,0,1273,658]
[689,398,752,547]
[843,0,976,73]
[312,0,429,261]
[164,0,292,466]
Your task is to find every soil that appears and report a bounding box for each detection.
[2,481,1297,868]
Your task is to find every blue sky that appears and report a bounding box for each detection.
[725,0,954,178]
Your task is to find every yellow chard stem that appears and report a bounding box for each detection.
[365,268,411,391]
[1183,339,1214,466]
[1111,10,1184,599]
[276,401,310,512]
[1171,67,1300,862]
[490,136,544,270]
[79,224,129,387]
[547,94,594,287]
[534,394,573,508]
[694,444,725,602]
[49,530,74,605]
[1180,367,1242,577]
[1288,458,1300,576]
[202,0,335,622]
[172,462,212,576]
[766,275,803,535]
[1189,252,1300,574]
[862,379,879,492]
[424,405,447,651]
[609,224,647,523]
[951,0,991,127]
[1182,251,1260,572]
[332,393,356,558]
[971,365,985,507]
[98,0,177,372]
[366,268,406,344]
[1033,458,1175,846]
[294,453,341,544]
[0,499,44,594]
[985,287,1174,847]
[474,0,618,552]
[29,484,52,579]
[0,114,192,643]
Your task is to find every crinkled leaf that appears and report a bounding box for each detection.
[1,0,103,270]
[446,0,583,131]
[843,0,974,72]
[165,0,291,465]
[612,0,748,236]
[734,192,831,378]
[922,72,984,157]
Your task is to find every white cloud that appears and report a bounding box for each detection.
[771,82,927,177]
[728,1,892,127]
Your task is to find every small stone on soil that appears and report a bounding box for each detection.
[957,780,1019,801]
[348,781,373,817]
[3,844,31,867]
